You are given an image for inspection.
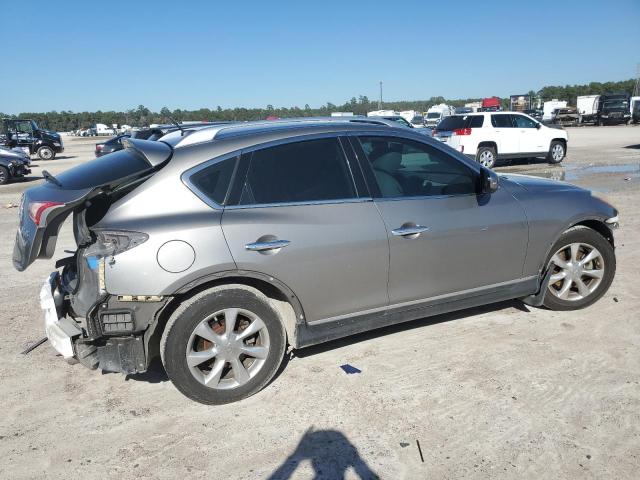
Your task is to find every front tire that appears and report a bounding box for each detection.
[547,140,565,164]
[476,146,497,168]
[37,145,55,160]
[542,226,615,311]
[161,285,287,405]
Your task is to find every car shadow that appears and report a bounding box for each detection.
[15,176,44,183]
[623,144,640,149]
[122,300,530,386]
[267,427,380,479]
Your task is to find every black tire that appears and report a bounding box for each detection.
[476,146,497,169]
[0,166,9,185]
[37,145,55,160]
[161,285,287,404]
[547,140,566,164]
[542,226,615,311]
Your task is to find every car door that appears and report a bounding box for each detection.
[490,114,518,154]
[221,135,390,323]
[351,134,528,306]
[512,113,546,153]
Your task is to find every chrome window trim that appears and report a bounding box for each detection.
[181,150,242,210]
[225,197,373,210]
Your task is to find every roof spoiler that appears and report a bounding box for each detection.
[122,138,172,167]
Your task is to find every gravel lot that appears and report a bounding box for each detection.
[1,125,639,479]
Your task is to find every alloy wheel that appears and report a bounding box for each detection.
[185,308,270,390]
[40,148,53,160]
[478,150,494,167]
[0,169,6,183]
[551,144,564,161]
[547,242,605,301]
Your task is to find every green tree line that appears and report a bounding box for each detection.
[1,79,635,132]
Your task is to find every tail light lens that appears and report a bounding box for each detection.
[94,230,148,256]
[432,130,437,137]
[28,201,64,226]
[96,144,103,151]
[453,128,472,136]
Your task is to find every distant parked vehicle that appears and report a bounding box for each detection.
[543,100,567,122]
[577,95,600,124]
[0,145,31,185]
[523,109,543,121]
[399,110,426,128]
[596,94,631,126]
[1,118,64,160]
[479,97,501,112]
[432,112,568,168]
[552,108,579,127]
[454,107,473,115]
[95,134,131,157]
[509,94,531,112]
[425,104,454,127]
[632,99,640,124]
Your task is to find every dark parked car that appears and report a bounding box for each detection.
[0,145,31,185]
[14,119,618,404]
[95,134,131,157]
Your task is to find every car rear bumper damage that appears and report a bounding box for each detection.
[41,270,168,374]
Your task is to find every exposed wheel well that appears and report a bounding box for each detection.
[477,142,497,154]
[574,219,614,248]
[145,277,300,363]
[551,138,567,147]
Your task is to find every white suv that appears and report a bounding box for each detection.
[433,112,568,168]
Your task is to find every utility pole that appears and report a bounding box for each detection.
[634,63,640,97]
[378,81,383,110]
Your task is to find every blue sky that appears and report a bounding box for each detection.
[1,0,638,114]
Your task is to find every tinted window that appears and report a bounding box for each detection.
[512,114,537,128]
[491,114,514,128]
[189,156,236,205]
[238,138,356,205]
[55,149,152,190]
[358,136,476,198]
[437,115,483,130]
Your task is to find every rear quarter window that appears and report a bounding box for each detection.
[187,156,237,205]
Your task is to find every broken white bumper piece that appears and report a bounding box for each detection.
[40,274,82,358]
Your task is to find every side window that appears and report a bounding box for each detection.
[491,114,514,128]
[238,137,356,205]
[512,114,537,128]
[469,115,484,128]
[358,136,477,198]
[189,156,237,205]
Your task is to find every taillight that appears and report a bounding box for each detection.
[432,130,437,137]
[453,128,472,136]
[94,230,149,256]
[28,201,64,226]
[96,144,103,151]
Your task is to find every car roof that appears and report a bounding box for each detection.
[170,117,407,148]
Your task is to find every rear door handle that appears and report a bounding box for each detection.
[391,225,430,237]
[245,239,291,251]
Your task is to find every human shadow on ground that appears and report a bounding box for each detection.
[267,428,380,480]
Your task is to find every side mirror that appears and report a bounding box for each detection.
[536,123,541,129]
[480,166,499,194]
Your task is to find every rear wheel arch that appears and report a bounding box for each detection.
[146,274,303,363]
[477,141,497,153]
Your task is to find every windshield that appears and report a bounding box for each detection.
[410,116,424,124]
[603,100,628,109]
[427,112,441,119]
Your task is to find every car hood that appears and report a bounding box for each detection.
[499,173,586,194]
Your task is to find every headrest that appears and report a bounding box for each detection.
[372,151,402,173]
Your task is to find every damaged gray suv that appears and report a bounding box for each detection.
[13,119,619,404]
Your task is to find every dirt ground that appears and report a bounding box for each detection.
[1,125,639,479]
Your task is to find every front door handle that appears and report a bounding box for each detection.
[245,239,291,252]
[391,225,430,237]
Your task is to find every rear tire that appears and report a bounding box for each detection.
[37,146,55,160]
[161,285,287,405]
[542,226,615,311]
[0,166,9,185]
[476,146,497,169]
[547,140,565,164]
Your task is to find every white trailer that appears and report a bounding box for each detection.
[543,100,567,121]
[330,112,354,117]
[367,110,397,117]
[576,95,600,124]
